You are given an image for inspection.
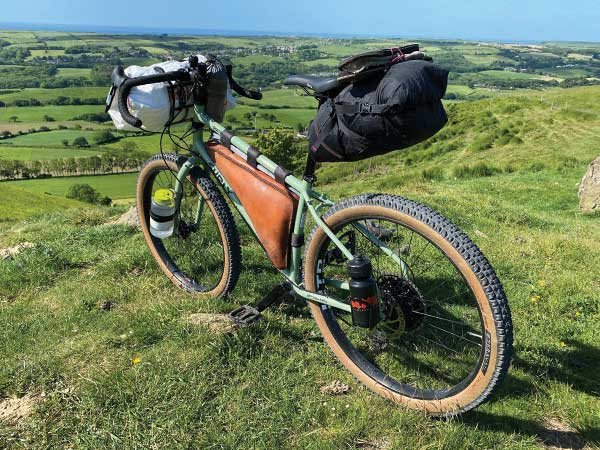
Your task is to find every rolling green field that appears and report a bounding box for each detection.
[55,68,93,79]
[0,146,101,161]
[0,129,103,147]
[0,87,107,104]
[0,184,83,222]
[4,172,139,199]
[0,105,106,123]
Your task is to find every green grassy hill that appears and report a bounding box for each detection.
[0,184,83,222]
[0,87,598,449]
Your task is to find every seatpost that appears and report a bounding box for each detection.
[303,155,317,184]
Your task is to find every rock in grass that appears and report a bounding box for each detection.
[320,380,351,395]
[578,156,600,211]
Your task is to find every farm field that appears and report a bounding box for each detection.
[0,146,101,161]
[0,129,103,147]
[4,172,139,199]
[0,105,106,122]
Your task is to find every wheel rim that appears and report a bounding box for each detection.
[144,166,227,292]
[314,214,486,400]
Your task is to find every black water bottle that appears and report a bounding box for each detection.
[348,256,380,329]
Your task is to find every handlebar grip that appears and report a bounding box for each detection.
[112,66,191,128]
[118,81,143,128]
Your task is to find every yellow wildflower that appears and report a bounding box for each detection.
[132,356,142,365]
[560,342,567,348]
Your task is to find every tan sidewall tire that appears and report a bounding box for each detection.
[304,204,500,415]
[136,157,232,299]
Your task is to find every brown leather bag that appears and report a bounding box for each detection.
[206,142,298,269]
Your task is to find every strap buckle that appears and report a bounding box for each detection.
[359,103,372,114]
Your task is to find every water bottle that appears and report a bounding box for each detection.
[348,256,380,329]
[149,189,175,239]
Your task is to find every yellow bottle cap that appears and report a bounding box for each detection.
[153,189,175,207]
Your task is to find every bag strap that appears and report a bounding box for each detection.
[310,110,344,160]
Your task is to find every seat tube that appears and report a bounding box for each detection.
[289,180,310,284]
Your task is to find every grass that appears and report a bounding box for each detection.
[4,172,139,199]
[0,184,82,222]
[0,146,101,161]
[55,68,92,79]
[0,158,598,449]
[477,70,539,80]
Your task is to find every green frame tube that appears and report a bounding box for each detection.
[168,107,404,312]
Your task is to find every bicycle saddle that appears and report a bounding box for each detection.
[284,75,342,94]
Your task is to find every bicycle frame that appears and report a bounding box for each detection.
[170,105,407,313]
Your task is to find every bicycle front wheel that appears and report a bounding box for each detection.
[303,194,512,416]
[137,153,241,298]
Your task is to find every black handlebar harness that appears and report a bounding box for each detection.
[109,59,262,129]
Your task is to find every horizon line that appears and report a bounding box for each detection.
[1,20,599,45]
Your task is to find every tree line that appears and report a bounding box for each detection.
[0,145,147,180]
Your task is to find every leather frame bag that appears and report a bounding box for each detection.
[206,142,298,270]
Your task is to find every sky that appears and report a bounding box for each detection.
[1,0,599,43]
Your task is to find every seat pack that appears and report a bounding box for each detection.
[308,59,449,163]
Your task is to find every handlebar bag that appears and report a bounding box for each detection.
[107,56,236,132]
[205,142,298,270]
[308,60,448,162]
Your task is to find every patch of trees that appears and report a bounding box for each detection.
[66,183,111,205]
[0,46,31,64]
[0,66,57,89]
[5,96,105,107]
[254,128,306,172]
[72,113,111,123]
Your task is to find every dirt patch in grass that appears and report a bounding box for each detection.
[107,206,139,228]
[0,242,34,260]
[0,395,36,425]
[187,313,237,333]
[320,380,351,396]
[539,417,589,450]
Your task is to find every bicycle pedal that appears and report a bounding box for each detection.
[228,305,262,326]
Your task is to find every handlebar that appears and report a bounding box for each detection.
[112,66,191,128]
[111,62,262,129]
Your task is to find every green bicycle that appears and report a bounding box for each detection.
[112,57,513,416]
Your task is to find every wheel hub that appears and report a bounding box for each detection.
[178,220,193,239]
[377,275,426,337]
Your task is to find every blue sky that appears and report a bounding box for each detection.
[2,0,599,42]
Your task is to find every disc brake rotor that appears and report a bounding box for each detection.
[376,275,426,338]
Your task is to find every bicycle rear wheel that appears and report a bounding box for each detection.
[303,194,512,416]
[137,153,241,298]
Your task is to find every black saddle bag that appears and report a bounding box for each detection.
[308,60,449,163]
